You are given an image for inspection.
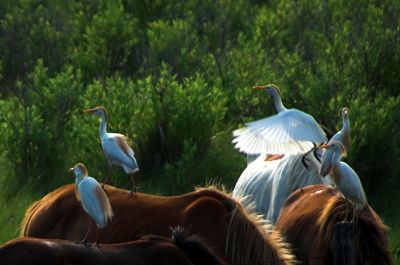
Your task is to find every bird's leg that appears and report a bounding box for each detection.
[101,166,112,189]
[301,157,310,170]
[313,143,323,163]
[92,228,100,247]
[80,220,93,244]
[302,143,317,169]
[128,171,138,197]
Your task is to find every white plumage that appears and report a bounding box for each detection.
[232,154,281,217]
[232,84,327,155]
[84,106,139,194]
[322,141,367,210]
[320,107,351,177]
[101,132,139,174]
[233,150,333,223]
[69,163,113,239]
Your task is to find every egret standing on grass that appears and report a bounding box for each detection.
[232,84,327,156]
[84,106,139,195]
[321,141,367,216]
[69,163,113,243]
[320,107,351,177]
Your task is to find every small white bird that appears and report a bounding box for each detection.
[320,107,351,177]
[84,106,139,195]
[232,84,327,155]
[69,163,113,243]
[321,141,367,212]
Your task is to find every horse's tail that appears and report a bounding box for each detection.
[20,199,42,236]
[317,195,392,265]
[225,200,295,265]
[170,226,226,265]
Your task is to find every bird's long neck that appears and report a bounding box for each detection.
[99,111,108,139]
[342,116,350,136]
[331,152,343,182]
[269,89,286,112]
[340,116,351,150]
[75,174,85,184]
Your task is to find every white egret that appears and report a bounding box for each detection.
[320,107,351,177]
[321,141,367,212]
[232,84,327,156]
[69,163,113,243]
[84,106,139,195]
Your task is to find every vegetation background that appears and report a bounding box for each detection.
[0,0,399,262]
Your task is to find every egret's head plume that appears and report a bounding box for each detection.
[253,83,281,95]
[69,163,88,178]
[266,84,281,94]
[83,106,108,120]
[322,141,347,157]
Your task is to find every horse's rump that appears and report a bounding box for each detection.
[275,184,392,265]
[21,184,294,265]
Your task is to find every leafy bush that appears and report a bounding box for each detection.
[0,0,398,209]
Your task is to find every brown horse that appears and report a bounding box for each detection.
[1,227,225,265]
[275,184,392,265]
[21,184,294,265]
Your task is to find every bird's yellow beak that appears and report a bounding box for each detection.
[83,108,96,113]
[68,167,74,173]
[253,85,267,91]
[264,154,285,161]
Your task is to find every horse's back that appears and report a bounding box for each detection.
[0,236,199,265]
[21,184,234,260]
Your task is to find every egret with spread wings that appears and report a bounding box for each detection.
[232,84,327,156]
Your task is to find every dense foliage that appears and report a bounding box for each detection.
[0,0,399,206]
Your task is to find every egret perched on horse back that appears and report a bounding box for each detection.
[320,107,351,177]
[232,84,327,156]
[321,141,367,212]
[69,163,113,243]
[84,106,139,195]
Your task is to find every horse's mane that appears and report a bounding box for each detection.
[196,186,294,265]
[195,184,229,195]
[20,199,41,236]
[226,199,294,265]
[139,227,226,265]
[20,185,71,237]
[170,226,226,265]
[316,193,392,265]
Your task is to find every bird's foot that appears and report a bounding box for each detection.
[78,238,90,245]
[301,156,311,169]
[128,189,136,197]
[90,241,100,248]
[313,149,322,163]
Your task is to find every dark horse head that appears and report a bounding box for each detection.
[275,184,392,265]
